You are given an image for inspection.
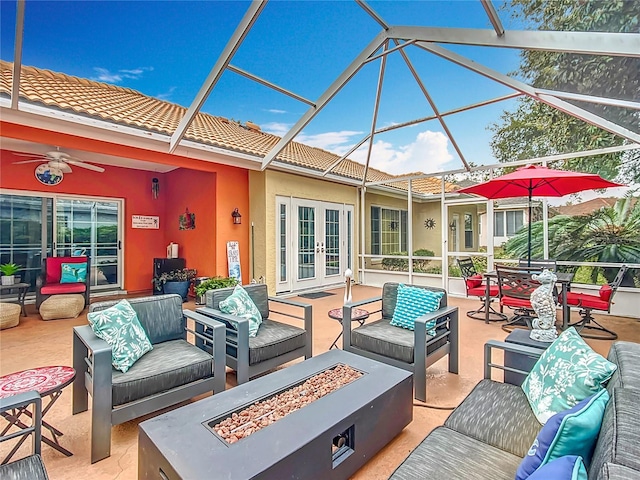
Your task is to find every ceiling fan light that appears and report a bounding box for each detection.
[49,160,72,173]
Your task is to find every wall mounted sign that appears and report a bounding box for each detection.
[179,207,195,230]
[35,164,64,185]
[132,215,160,229]
[227,241,242,283]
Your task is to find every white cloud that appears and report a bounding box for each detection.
[297,131,364,152]
[156,86,177,101]
[351,130,453,175]
[91,66,153,83]
[262,122,291,136]
[266,108,287,114]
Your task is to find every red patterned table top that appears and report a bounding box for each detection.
[328,308,369,322]
[0,366,76,399]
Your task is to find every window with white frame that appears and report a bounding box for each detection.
[494,210,524,237]
[464,213,473,249]
[371,206,408,255]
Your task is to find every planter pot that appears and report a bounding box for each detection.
[1,275,15,286]
[162,281,190,302]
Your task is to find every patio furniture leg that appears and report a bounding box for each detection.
[448,310,459,374]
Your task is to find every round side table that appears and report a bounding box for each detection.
[328,307,369,349]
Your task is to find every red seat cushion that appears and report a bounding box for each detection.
[40,283,86,295]
[465,274,483,289]
[599,284,613,302]
[468,285,500,297]
[501,296,532,308]
[565,292,609,310]
[45,256,88,284]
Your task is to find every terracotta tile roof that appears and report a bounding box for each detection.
[550,197,619,216]
[0,60,457,194]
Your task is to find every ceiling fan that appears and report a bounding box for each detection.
[12,148,105,173]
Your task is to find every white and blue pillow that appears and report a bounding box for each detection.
[515,389,609,480]
[219,285,262,337]
[390,284,443,334]
[525,455,588,480]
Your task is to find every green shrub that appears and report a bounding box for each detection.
[381,249,436,272]
[195,276,238,297]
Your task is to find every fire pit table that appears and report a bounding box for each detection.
[138,349,413,479]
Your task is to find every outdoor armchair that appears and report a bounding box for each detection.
[496,264,540,332]
[0,390,48,480]
[196,283,312,385]
[36,255,91,308]
[457,257,505,322]
[342,282,459,402]
[72,294,226,464]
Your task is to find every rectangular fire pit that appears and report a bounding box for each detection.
[138,349,413,479]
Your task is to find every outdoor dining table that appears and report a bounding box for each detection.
[483,269,575,330]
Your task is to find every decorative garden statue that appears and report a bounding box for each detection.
[530,269,558,343]
[344,268,353,304]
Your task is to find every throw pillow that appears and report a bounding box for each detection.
[525,456,588,480]
[390,284,444,334]
[521,327,616,424]
[60,262,87,283]
[219,285,262,337]
[466,274,483,289]
[515,389,609,480]
[87,299,153,373]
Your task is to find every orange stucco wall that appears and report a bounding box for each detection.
[0,122,250,293]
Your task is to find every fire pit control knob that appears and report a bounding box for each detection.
[332,434,347,448]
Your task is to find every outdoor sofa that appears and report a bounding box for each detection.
[389,340,640,480]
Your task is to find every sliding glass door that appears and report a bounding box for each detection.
[0,192,123,292]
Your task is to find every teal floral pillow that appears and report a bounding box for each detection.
[60,262,87,283]
[390,284,444,334]
[219,285,262,337]
[87,299,153,373]
[521,327,617,424]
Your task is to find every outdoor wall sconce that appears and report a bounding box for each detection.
[232,208,242,225]
[152,177,160,199]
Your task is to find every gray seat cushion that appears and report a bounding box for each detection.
[0,454,48,480]
[597,463,640,480]
[247,319,306,365]
[112,339,213,406]
[590,388,640,479]
[389,426,521,480]
[606,341,640,393]
[351,318,447,364]
[444,379,540,458]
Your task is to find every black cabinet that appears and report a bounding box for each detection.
[153,258,186,294]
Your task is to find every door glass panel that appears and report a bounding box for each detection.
[279,204,287,282]
[347,210,352,271]
[0,194,50,292]
[298,206,315,280]
[325,209,340,276]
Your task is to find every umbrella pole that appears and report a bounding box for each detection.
[527,188,532,267]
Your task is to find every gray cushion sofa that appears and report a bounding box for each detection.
[389,340,640,480]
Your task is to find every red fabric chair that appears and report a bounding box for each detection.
[457,257,506,322]
[564,265,628,340]
[496,264,540,332]
[36,256,91,308]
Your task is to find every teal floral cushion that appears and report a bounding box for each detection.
[60,262,87,283]
[390,284,443,334]
[219,285,262,337]
[521,327,617,424]
[87,299,153,373]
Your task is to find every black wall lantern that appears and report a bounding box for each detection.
[232,208,242,225]
[152,177,159,199]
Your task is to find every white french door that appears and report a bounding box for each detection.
[276,197,353,293]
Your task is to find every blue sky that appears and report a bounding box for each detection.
[1,0,527,176]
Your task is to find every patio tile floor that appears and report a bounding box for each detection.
[1,285,638,479]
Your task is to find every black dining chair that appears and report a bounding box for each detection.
[457,257,506,322]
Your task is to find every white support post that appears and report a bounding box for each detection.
[441,176,448,290]
[408,180,413,284]
[360,186,366,285]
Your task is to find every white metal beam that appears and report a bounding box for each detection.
[418,43,640,145]
[387,26,640,57]
[227,64,315,106]
[356,0,389,30]
[169,0,266,153]
[535,88,640,111]
[361,40,389,187]
[11,0,25,110]
[260,31,387,170]
[395,41,470,171]
[480,0,504,37]
[322,135,370,176]
[365,143,640,185]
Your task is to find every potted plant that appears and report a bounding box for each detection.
[0,263,21,286]
[152,268,197,302]
[194,276,238,305]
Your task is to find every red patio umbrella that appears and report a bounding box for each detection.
[457,165,623,265]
